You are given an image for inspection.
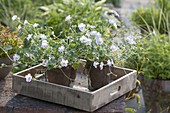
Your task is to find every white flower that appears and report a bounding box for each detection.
[41,40,48,48]
[58,46,65,53]
[18,25,22,30]
[24,20,28,24]
[41,60,48,66]
[67,36,72,39]
[90,25,96,29]
[78,23,86,32]
[60,59,68,67]
[26,53,33,59]
[80,35,88,43]
[109,19,117,29]
[13,54,20,61]
[12,15,17,21]
[65,15,72,21]
[33,23,39,28]
[86,38,92,46]
[126,35,136,45]
[107,59,113,66]
[93,61,99,68]
[95,37,103,45]
[100,62,104,70]
[51,31,54,35]
[85,32,91,37]
[127,35,134,39]
[26,34,33,40]
[25,73,32,82]
[96,32,101,39]
[80,36,92,45]
[90,31,98,36]
[110,44,119,52]
[40,34,47,40]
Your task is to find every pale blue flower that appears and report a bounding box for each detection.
[26,52,33,59]
[80,35,92,45]
[41,40,48,48]
[90,31,98,37]
[93,61,99,68]
[12,15,17,21]
[78,23,86,32]
[85,32,91,37]
[25,73,32,82]
[60,59,68,67]
[80,35,88,43]
[26,34,33,40]
[13,54,20,61]
[86,38,92,46]
[67,36,72,39]
[18,25,22,30]
[33,23,39,28]
[95,37,103,45]
[24,20,28,24]
[100,62,104,70]
[127,35,136,45]
[107,59,114,66]
[95,32,101,39]
[58,46,65,53]
[65,15,72,21]
[40,34,47,40]
[110,44,118,52]
[51,31,54,35]
[41,59,48,66]
[90,25,96,29]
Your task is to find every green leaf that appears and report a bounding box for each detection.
[95,0,106,6]
[125,108,136,113]
[3,45,12,51]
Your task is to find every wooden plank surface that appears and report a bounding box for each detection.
[13,75,92,111]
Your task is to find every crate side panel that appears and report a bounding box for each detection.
[13,75,92,111]
[90,71,137,111]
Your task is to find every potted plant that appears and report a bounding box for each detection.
[12,0,122,88]
[121,30,170,112]
[0,24,22,80]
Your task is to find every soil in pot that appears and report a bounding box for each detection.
[0,57,13,80]
[47,66,76,86]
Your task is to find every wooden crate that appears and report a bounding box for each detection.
[12,65,137,112]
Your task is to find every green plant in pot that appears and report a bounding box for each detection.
[13,19,82,86]
[0,24,22,80]
[122,31,170,112]
[13,3,122,89]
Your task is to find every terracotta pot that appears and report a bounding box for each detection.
[0,57,13,80]
[47,66,76,86]
[86,61,114,91]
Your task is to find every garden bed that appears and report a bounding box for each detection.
[12,65,137,112]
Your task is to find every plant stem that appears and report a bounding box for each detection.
[0,46,14,62]
[59,68,74,81]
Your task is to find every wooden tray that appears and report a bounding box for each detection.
[12,65,137,112]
